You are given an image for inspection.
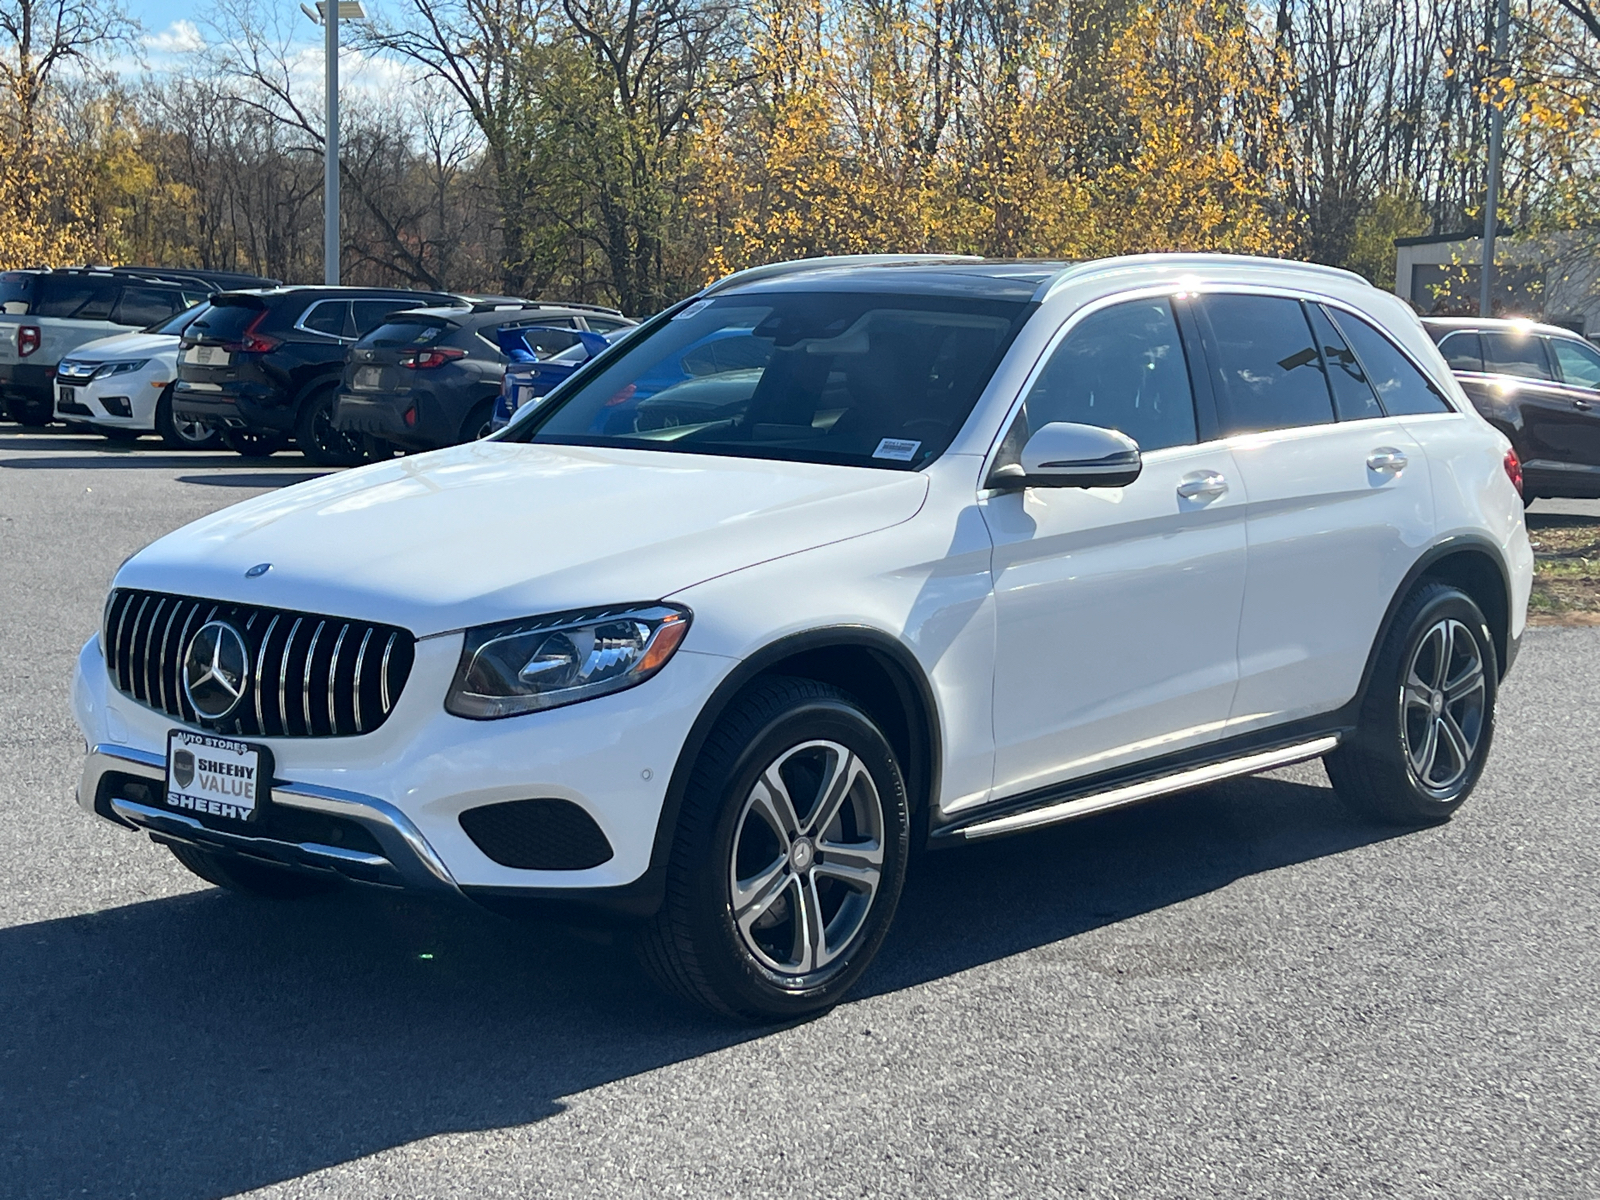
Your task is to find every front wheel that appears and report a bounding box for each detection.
[1325,583,1497,825]
[637,677,909,1021]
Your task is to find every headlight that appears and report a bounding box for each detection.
[92,360,148,379]
[445,603,691,719]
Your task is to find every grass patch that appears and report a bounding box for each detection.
[1525,511,1600,625]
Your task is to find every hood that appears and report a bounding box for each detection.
[118,441,930,636]
[65,332,179,361]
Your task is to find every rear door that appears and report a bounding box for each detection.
[1195,292,1435,731]
[1481,329,1574,470]
[1543,335,1600,471]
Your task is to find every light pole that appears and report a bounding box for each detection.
[1480,0,1511,318]
[301,0,366,285]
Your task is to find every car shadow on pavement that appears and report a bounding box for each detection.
[1,772,1400,1198]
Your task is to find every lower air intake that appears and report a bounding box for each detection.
[458,799,614,870]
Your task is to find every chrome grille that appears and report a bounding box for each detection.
[104,588,415,737]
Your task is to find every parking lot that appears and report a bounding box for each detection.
[2,427,1598,1199]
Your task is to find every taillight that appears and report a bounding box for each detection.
[17,325,41,356]
[221,310,281,354]
[399,347,466,370]
[1504,448,1523,496]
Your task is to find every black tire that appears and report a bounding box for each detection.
[459,398,495,444]
[167,842,341,899]
[222,427,289,458]
[155,385,224,450]
[6,396,52,427]
[637,677,910,1021]
[295,387,368,467]
[1325,583,1498,825]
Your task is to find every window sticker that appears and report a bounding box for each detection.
[672,299,712,321]
[873,438,921,462]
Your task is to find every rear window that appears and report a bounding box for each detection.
[1,272,37,314]
[361,319,452,348]
[189,298,267,341]
[34,275,121,319]
[148,302,209,336]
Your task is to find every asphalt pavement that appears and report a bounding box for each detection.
[1,429,1597,1199]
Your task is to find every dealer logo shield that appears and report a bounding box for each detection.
[182,620,250,720]
[172,748,195,789]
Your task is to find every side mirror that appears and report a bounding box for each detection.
[989,422,1143,490]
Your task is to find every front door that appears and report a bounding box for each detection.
[982,295,1249,801]
[1543,335,1600,478]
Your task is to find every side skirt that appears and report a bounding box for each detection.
[929,721,1350,845]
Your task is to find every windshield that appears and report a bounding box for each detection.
[146,301,210,336]
[506,292,1029,469]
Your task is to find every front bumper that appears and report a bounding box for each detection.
[55,372,167,430]
[80,743,461,893]
[71,632,735,905]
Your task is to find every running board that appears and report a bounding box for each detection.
[956,735,1341,841]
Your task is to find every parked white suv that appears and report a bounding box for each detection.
[73,254,1532,1020]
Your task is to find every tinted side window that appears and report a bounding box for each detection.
[585,317,631,333]
[352,299,410,335]
[300,300,350,338]
[1550,337,1600,389]
[1438,331,1484,372]
[1331,310,1452,415]
[113,286,183,327]
[1307,304,1383,420]
[1483,331,1553,380]
[1015,298,1198,452]
[1203,295,1334,434]
[36,276,120,319]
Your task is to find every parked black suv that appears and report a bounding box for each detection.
[332,301,634,451]
[0,266,275,425]
[173,286,462,464]
[1423,317,1600,501]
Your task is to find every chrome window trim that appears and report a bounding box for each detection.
[293,299,352,342]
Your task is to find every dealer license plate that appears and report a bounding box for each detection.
[353,365,383,390]
[165,730,269,822]
[183,344,231,367]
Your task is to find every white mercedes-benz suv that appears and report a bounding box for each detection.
[73,254,1533,1020]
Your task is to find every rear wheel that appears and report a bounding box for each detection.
[295,387,368,467]
[155,385,223,450]
[167,843,341,899]
[459,398,495,444]
[637,677,909,1021]
[221,427,289,458]
[1325,583,1497,825]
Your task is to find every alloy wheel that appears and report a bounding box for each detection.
[1400,617,1487,797]
[729,739,885,976]
[174,413,214,445]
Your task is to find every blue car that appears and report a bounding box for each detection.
[490,326,617,432]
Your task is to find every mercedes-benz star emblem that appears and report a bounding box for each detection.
[182,620,251,720]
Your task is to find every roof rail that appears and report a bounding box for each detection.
[1034,253,1371,302]
[466,298,626,316]
[700,254,987,298]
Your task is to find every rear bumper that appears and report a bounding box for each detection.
[0,362,54,413]
[172,384,295,433]
[332,391,436,449]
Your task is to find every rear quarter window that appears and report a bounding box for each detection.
[1329,310,1452,416]
[1,272,37,314]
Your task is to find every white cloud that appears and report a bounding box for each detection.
[143,20,206,54]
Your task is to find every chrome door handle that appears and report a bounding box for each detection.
[1367,448,1408,473]
[1176,471,1228,500]
[1574,398,1593,410]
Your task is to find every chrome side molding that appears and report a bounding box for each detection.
[958,735,1341,841]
